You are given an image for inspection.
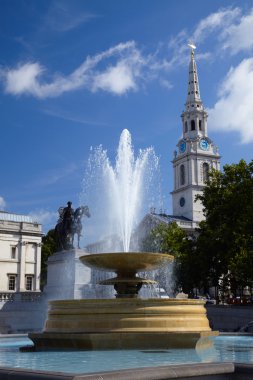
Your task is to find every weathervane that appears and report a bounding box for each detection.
[188,41,196,58]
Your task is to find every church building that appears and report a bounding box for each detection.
[171,44,220,223]
[137,44,221,240]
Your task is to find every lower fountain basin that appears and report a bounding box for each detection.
[29,298,218,350]
[29,251,218,350]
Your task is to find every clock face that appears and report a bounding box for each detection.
[199,138,209,151]
[179,197,185,207]
[179,141,186,153]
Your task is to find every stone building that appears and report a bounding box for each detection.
[0,211,42,295]
[0,211,44,333]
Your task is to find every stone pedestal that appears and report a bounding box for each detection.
[43,249,95,300]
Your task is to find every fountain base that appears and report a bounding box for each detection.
[29,298,218,350]
[29,331,217,350]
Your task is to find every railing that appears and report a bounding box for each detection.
[19,292,42,302]
[0,293,15,302]
[0,292,42,302]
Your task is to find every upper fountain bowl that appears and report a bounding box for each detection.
[80,252,174,273]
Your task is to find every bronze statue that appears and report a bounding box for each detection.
[55,202,90,251]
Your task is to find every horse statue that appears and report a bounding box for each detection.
[55,202,90,251]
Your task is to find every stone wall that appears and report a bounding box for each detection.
[0,292,46,333]
[206,305,253,331]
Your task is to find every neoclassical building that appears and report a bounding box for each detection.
[0,211,42,295]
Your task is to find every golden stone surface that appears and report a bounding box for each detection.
[80,252,174,273]
[29,252,218,350]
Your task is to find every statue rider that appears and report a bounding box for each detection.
[62,201,75,237]
[55,202,90,251]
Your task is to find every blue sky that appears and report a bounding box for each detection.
[1,0,253,244]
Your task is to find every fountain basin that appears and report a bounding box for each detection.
[29,251,218,350]
[80,252,173,273]
[29,298,217,350]
[80,252,173,298]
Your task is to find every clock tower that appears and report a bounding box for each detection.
[172,44,220,222]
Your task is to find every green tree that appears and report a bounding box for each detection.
[41,229,57,289]
[141,222,198,294]
[196,159,253,297]
[141,221,186,255]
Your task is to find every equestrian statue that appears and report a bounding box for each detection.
[55,201,90,251]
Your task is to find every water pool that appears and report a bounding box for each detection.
[0,335,252,375]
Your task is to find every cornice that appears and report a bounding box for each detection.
[171,184,204,194]
[0,229,43,237]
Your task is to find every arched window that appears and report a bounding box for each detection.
[184,121,188,132]
[203,163,209,182]
[180,164,185,186]
[199,120,202,130]
[191,120,195,130]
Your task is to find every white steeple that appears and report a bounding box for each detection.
[180,43,208,140]
[185,43,203,111]
[171,43,221,222]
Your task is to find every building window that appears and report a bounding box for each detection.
[203,163,209,182]
[184,121,188,132]
[11,246,16,259]
[180,164,185,186]
[8,275,16,291]
[199,120,202,130]
[25,276,33,291]
[191,120,195,130]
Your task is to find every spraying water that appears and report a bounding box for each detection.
[81,129,160,252]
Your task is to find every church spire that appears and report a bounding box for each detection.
[172,43,220,224]
[185,43,203,112]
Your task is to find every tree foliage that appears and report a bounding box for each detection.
[141,222,197,293]
[141,221,186,255]
[41,229,57,289]
[141,159,253,298]
[196,159,253,295]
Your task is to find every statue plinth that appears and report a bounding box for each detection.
[43,249,95,300]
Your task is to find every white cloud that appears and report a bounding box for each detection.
[220,9,253,54]
[190,6,253,56]
[4,6,253,101]
[2,41,147,98]
[192,7,240,43]
[5,63,44,96]
[208,58,253,143]
[92,61,137,94]
[162,8,240,69]
[0,196,6,210]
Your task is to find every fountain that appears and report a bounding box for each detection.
[29,130,218,351]
[81,128,160,252]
